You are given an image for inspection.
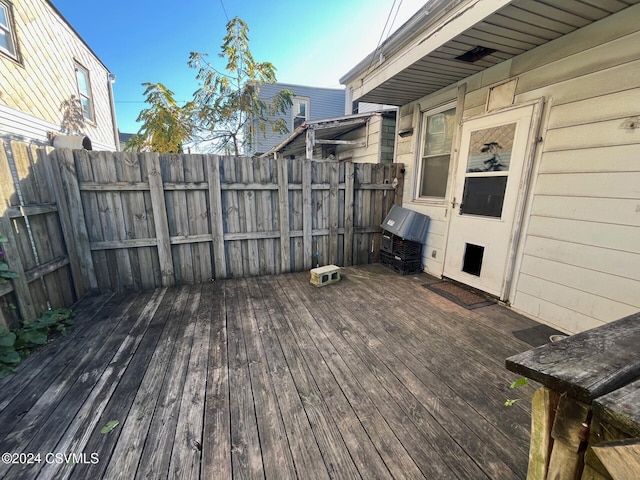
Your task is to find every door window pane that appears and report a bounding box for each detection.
[461,176,508,218]
[466,123,515,172]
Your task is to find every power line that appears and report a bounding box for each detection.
[388,0,403,37]
[115,100,192,104]
[219,0,229,21]
[365,0,403,77]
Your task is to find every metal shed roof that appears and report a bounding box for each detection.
[260,111,395,158]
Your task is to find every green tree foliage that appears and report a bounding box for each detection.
[188,17,293,156]
[125,83,195,153]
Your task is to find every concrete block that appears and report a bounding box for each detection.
[310,265,341,287]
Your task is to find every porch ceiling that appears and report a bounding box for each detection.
[355,0,639,105]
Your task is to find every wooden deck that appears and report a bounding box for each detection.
[0,265,551,479]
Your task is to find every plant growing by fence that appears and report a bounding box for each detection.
[0,308,75,378]
[0,230,76,377]
[0,234,18,285]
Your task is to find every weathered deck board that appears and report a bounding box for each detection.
[0,266,542,479]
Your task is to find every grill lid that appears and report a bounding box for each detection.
[381,205,430,243]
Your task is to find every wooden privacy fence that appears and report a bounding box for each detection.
[0,141,78,327]
[49,150,404,292]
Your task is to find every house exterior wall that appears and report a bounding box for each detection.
[0,0,117,150]
[388,6,640,333]
[250,83,345,155]
[333,113,396,163]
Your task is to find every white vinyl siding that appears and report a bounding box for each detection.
[394,4,640,333]
[249,83,345,155]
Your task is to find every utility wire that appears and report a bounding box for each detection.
[388,0,403,38]
[115,100,192,104]
[219,0,229,21]
[365,0,402,76]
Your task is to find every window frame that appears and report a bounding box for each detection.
[75,62,96,123]
[291,97,310,129]
[0,0,18,61]
[414,102,457,203]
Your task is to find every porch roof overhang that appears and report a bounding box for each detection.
[260,111,394,158]
[341,0,638,106]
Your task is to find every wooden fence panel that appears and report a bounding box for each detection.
[206,155,226,279]
[0,145,405,313]
[221,156,242,278]
[354,163,372,265]
[258,157,274,275]
[117,151,160,290]
[288,159,303,272]
[0,141,83,326]
[70,149,107,290]
[45,150,403,291]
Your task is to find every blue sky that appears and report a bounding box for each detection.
[52,0,427,134]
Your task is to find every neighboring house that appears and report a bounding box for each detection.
[0,0,118,150]
[248,83,345,156]
[118,131,134,151]
[261,110,397,163]
[341,0,640,334]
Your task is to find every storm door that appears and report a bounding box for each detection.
[443,103,539,299]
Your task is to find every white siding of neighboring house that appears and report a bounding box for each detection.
[250,83,345,155]
[394,6,640,333]
[334,113,396,163]
[0,0,117,150]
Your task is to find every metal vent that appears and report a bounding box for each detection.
[455,46,497,63]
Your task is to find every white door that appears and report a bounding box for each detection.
[443,104,538,299]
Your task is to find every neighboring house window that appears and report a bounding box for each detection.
[75,63,95,122]
[417,105,456,199]
[292,97,309,129]
[0,1,17,59]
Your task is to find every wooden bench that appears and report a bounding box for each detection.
[506,311,640,480]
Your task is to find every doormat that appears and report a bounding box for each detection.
[423,281,495,310]
[513,325,568,347]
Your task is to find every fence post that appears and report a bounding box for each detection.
[39,149,93,298]
[206,155,227,279]
[328,160,339,265]
[146,153,175,287]
[277,159,290,273]
[343,162,354,266]
[302,158,312,270]
[394,163,404,206]
[49,149,97,292]
[0,143,37,321]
